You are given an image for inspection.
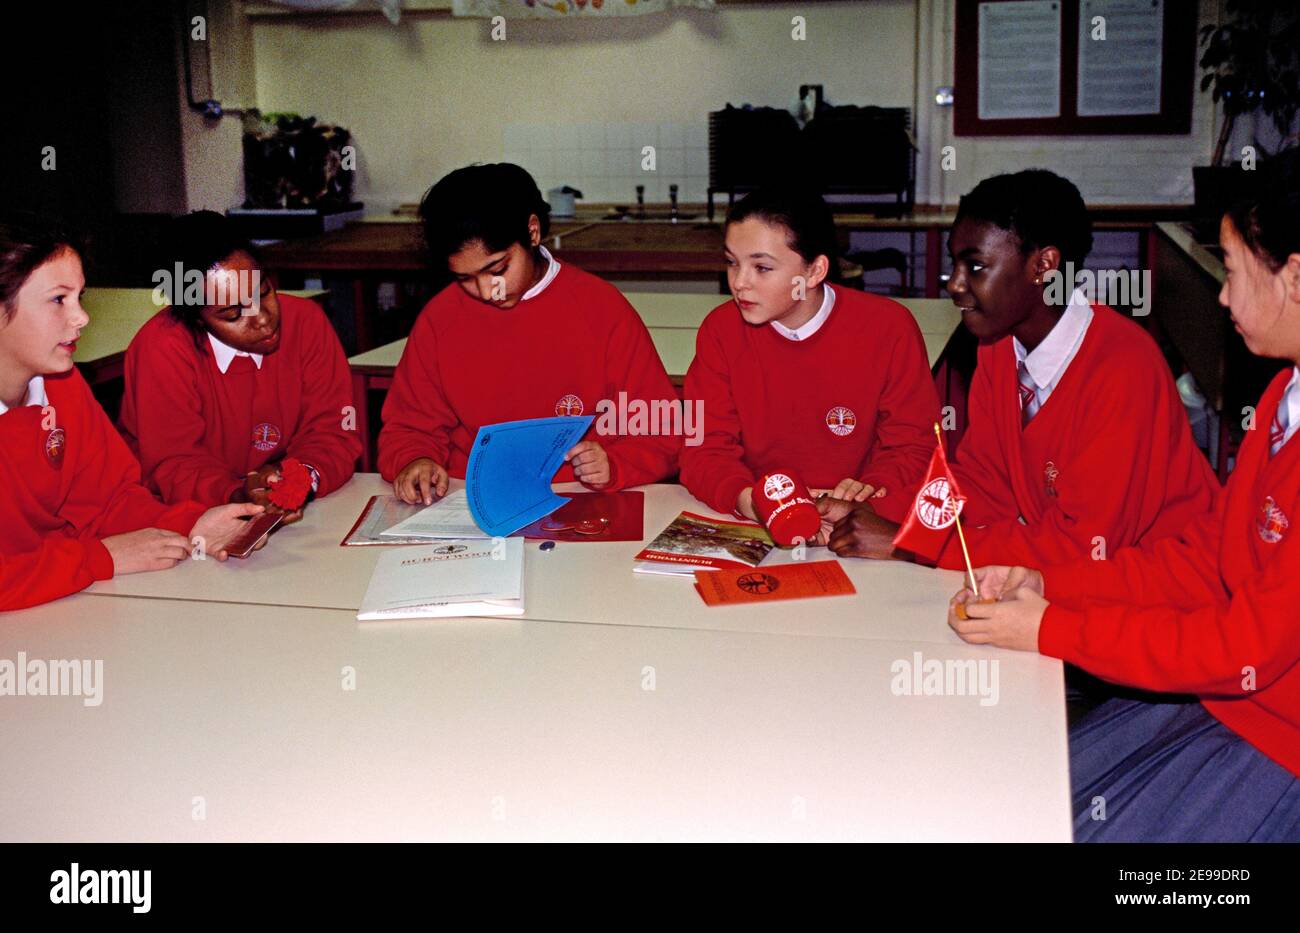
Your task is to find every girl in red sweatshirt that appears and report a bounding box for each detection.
[378,163,681,503]
[680,186,938,524]
[119,211,360,520]
[820,170,1216,565]
[0,215,266,611]
[950,155,1300,841]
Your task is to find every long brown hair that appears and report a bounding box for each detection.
[0,213,86,323]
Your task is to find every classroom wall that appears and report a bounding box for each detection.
[178,18,250,214]
[249,1,917,211]
[183,0,1228,212]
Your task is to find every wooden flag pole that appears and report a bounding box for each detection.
[934,423,980,597]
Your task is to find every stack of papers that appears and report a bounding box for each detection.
[356,538,524,620]
[378,489,487,540]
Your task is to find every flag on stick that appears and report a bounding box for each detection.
[893,424,979,596]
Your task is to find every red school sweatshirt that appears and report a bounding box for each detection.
[1039,368,1300,778]
[0,368,205,610]
[377,263,681,489]
[934,304,1217,569]
[118,294,360,506]
[679,284,939,520]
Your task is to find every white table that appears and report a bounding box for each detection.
[0,592,1070,841]
[93,476,979,647]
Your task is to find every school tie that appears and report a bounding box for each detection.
[1271,389,1292,456]
[1017,359,1041,426]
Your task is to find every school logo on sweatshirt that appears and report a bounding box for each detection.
[251,423,282,453]
[1257,496,1289,544]
[763,473,796,501]
[1044,461,1060,497]
[555,394,584,417]
[826,406,856,437]
[44,428,66,468]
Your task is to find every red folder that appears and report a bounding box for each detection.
[516,491,645,542]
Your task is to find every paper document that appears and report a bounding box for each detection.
[379,489,488,539]
[356,538,525,621]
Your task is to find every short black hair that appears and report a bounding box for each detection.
[160,210,259,341]
[1227,148,1300,272]
[0,212,86,323]
[725,186,840,282]
[955,169,1093,268]
[418,163,551,264]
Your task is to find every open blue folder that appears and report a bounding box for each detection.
[465,415,596,537]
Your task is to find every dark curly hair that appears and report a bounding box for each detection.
[955,169,1094,268]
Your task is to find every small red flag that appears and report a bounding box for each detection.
[892,438,966,560]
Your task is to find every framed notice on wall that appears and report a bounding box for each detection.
[954,0,1195,136]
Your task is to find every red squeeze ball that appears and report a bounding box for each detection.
[267,457,312,511]
[751,471,820,546]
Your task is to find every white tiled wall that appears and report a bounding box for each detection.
[503,121,711,207]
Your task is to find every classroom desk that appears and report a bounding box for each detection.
[97,475,983,648]
[74,287,328,386]
[346,295,963,470]
[0,592,1070,841]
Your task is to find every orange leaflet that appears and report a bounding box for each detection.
[694,560,856,606]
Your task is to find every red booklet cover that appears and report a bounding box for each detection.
[694,560,856,606]
[515,491,644,542]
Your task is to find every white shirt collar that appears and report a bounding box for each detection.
[1013,287,1093,391]
[1278,367,1300,448]
[770,284,836,341]
[520,245,561,302]
[0,375,47,415]
[207,332,264,374]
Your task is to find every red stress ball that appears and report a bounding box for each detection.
[267,457,312,511]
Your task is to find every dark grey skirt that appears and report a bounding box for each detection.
[1070,696,1300,842]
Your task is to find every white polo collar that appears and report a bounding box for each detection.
[770,284,836,341]
[0,375,47,415]
[521,245,561,301]
[208,332,264,374]
[1277,367,1300,450]
[1013,287,1093,391]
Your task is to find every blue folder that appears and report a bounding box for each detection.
[465,415,596,537]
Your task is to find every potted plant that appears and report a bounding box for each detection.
[1194,0,1300,236]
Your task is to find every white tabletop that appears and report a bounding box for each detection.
[0,592,1070,841]
[93,476,981,647]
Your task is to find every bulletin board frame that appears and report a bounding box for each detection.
[954,0,1196,136]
